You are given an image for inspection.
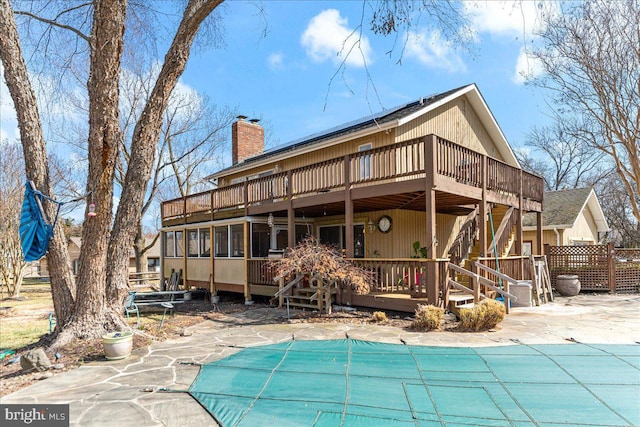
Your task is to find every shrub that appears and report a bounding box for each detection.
[371,311,388,322]
[460,298,506,331]
[270,237,372,294]
[412,304,444,331]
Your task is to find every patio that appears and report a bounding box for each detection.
[1,294,639,426]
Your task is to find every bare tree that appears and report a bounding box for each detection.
[597,174,640,247]
[1,0,224,344]
[0,142,28,296]
[116,78,235,275]
[529,0,640,222]
[515,123,612,191]
[0,0,77,330]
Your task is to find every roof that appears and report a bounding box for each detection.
[206,83,520,181]
[523,188,609,232]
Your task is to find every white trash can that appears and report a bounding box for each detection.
[511,280,533,307]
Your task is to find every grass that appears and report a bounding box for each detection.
[0,280,54,350]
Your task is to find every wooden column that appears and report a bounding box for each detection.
[479,155,488,257]
[344,155,354,258]
[516,170,524,275]
[210,225,216,295]
[607,242,616,293]
[536,212,543,255]
[425,135,438,304]
[287,170,295,249]
[181,229,188,290]
[244,221,250,302]
[159,231,165,291]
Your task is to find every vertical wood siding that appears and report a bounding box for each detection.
[396,97,504,162]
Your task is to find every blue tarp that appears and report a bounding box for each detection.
[19,182,58,262]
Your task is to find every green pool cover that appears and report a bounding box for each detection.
[189,339,639,426]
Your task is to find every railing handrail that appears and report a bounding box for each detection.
[161,136,544,220]
[448,262,517,304]
[473,261,519,285]
[273,274,305,298]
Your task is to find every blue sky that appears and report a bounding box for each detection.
[0,0,556,224]
[178,0,553,153]
[1,1,553,156]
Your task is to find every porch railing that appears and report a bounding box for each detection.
[162,136,543,221]
[247,259,277,286]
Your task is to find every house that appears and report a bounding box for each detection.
[40,237,161,276]
[160,84,544,312]
[522,188,609,255]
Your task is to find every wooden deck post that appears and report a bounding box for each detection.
[479,155,487,257]
[344,155,354,258]
[607,242,616,293]
[425,135,438,304]
[287,170,295,249]
[516,169,524,276]
[536,212,543,256]
[244,221,250,302]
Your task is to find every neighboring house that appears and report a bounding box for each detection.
[522,188,609,255]
[160,84,544,311]
[40,237,161,276]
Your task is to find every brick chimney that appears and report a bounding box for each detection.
[232,115,264,164]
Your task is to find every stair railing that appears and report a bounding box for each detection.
[486,206,517,257]
[473,261,519,314]
[448,207,479,265]
[448,262,518,314]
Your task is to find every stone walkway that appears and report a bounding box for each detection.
[2,294,639,426]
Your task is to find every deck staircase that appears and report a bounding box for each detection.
[446,262,518,318]
[275,273,337,317]
[468,204,516,260]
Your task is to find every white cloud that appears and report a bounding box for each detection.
[404,30,466,74]
[513,46,544,84]
[301,9,372,68]
[267,52,284,70]
[464,1,545,40]
[1,65,20,143]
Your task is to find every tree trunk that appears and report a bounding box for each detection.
[61,0,129,342]
[0,0,76,327]
[106,0,224,307]
[134,229,149,274]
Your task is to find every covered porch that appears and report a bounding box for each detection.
[161,134,544,311]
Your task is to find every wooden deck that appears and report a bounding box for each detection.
[161,135,543,225]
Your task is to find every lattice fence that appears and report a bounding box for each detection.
[546,244,640,293]
[614,249,640,293]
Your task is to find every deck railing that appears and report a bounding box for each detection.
[247,259,277,286]
[351,258,449,303]
[162,136,543,221]
[437,138,482,187]
[293,157,345,195]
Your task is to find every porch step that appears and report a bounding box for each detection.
[448,293,474,305]
[287,302,322,310]
[448,292,475,319]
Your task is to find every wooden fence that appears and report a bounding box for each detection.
[545,244,640,293]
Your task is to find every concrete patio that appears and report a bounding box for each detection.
[2,294,639,426]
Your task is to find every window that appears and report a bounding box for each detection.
[523,241,532,257]
[215,226,229,257]
[175,231,184,257]
[359,143,372,180]
[318,224,365,258]
[187,230,199,257]
[199,228,211,257]
[148,258,160,272]
[295,224,312,245]
[164,232,175,257]
[231,224,244,257]
[252,223,270,258]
